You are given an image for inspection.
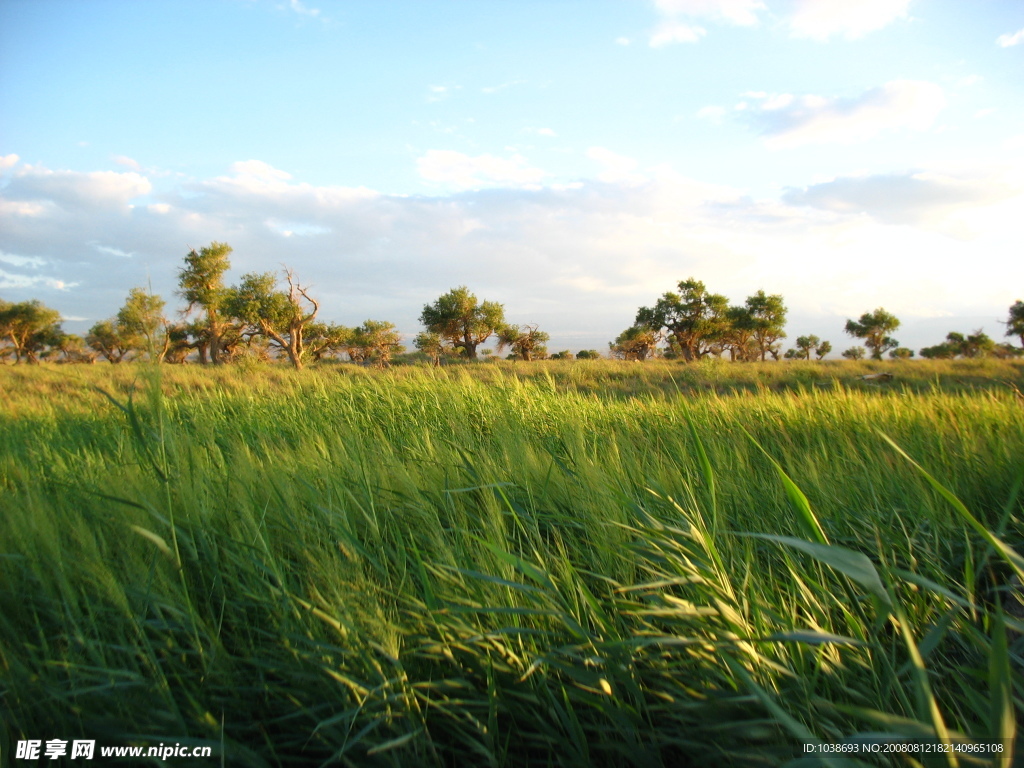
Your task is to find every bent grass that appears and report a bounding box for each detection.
[0,363,1021,766]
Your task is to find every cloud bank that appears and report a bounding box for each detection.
[997,27,1024,47]
[787,0,913,40]
[416,150,548,189]
[737,80,946,148]
[647,0,763,46]
[645,0,911,44]
[0,154,1020,350]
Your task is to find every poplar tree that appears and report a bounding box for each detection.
[420,286,505,360]
[844,308,900,360]
[496,324,549,361]
[225,269,319,370]
[116,287,169,361]
[177,242,233,364]
[746,290,788,362]
[0,299,63,364]
[1006,300,1024,349]
[635,278,729,361]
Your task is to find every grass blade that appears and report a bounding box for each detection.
[988,610,1015,764]
[742,428,829,545]
[738,534,890,606]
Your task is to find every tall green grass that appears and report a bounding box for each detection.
[1,363,1022,766]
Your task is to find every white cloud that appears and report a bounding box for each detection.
[743,80,946,148]
[112,155,142,171]
[481,80,526,94]
[286,0,321,18]
[0,252,46,269]
[191,162,378,244]
[646,0,761,46]
[0,269,72,291]
[783,167,1021,237]
[416,149,547,188]
[997,28,1024,47]
[426,84,461,103]
[0,200,49,217]
[653,0,764,26]
[93,244,135,258]
[2,165,152,210]
[0,154,19,172]
[615,37,632,45]
[230,159,292,180]
[203,160,377,204]
[264,218,331,237]
[788,0,912,40]
[697,106,726,122]
[587,147,646,184]
[0,252,74,292]
[1,156,1020,351]
[649,21,707,46]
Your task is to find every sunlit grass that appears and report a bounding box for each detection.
[1,360,1022,765]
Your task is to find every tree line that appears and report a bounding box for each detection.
[608,279,1023,362]
[2,245,1023,366]
[0,243,557,368]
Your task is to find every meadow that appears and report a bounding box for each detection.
[1,359,1022,766]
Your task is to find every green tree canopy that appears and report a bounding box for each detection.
[0,299,63,364]
[959,330,995,358]
[919,341,956,359]
[355,320,404,367]
[496,324,550,361]
[413,331,445,366]
[305,322,355,362]
[419,286,505,360]
[793,334,820,361]
[844,308,900,360]
[723,305,757,361]
[610,325,659,361]
[53,333,94,363]
[745,290,788,361]
[635,278,729,361]
[116,287,169,361]
[86,319,133,364]
[177,241,233,364]
[1004,300,1024,349]
[920,330,995,359]
[225,269,320,370]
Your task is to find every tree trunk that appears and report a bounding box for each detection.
[287,335,303,370]
[155,334,171,364]
[209,310,224,364]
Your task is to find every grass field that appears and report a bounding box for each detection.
[1,359,1023,766]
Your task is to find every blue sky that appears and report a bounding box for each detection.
[2,0,1023,354]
